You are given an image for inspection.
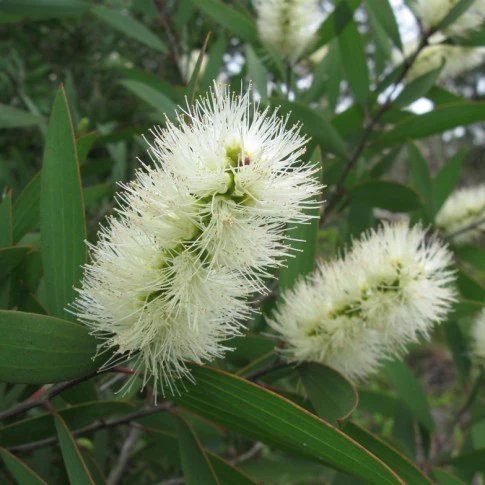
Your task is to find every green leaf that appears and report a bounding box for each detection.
[274,100,348,159]
[358,390,400,418]
[40,86,86,320]
[366,0,402,50]
[436,0,475,31]
[299,363,358,425]
[432,468,467,485]
[190,0,258,44]
[13,173,40,243]
[456,270,485,301]
[0,191,12,248]
[54,413,95,485]
[432,150,464,213]
[344,423,431,484]
[175,366,402,484]
[0,104,44,128]
[0,401,136,446]
[0,0,88,19]
[199,35,228,90]
[120,80,177,118]
[448,449,485,473]
[77,132,97,165]
[407,143,433,216]
[246,45,268,98]
[83,184,114,208]
[337,18,369,104]
[454,246,485,272]
[278,152,322,291]
[444,321,471,379]
[394,68,442,109]
[376,102,485,146]
[349,180,423,212]
[0,447,47,484]
[176,416,219,485]
[0,310,97,384]
[312,0,362,50]
[382,361,434,431]
[91,5,166,53]
[0,246,32,280]
[142,427,255,484]
[0,192,13,308]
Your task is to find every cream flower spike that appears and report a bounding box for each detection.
[268,222,456,380]
[254,0,324,63]
[405,44,485,82]
[73,83,321,396]
[436,184,485,245]
[131,83,321,289]
[413,0,485,38]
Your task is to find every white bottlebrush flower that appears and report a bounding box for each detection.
[471,309,485,362]
[74,84,320,393]
[403,44,485,82]
[413,0,485,38]
[268,223,456,380]
[254,0,324,63]
[436,184,485,245]
[73,218,252,394]
[132,84,321,287]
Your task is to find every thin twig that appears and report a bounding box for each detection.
[107,426,143,485]
[446,216,485,241]
[321,31,434,223]
[7,403,172,453]
[451,369,483,429]
[231,442,264,465]
[0,369,103,422]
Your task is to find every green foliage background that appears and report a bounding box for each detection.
[0,0,484,483]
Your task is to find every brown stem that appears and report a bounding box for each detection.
[7,403,172,453]
[321,31,434,223]
[0,369,103,422]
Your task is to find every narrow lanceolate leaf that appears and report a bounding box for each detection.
[393,68,442,109]
[436,0,475,31]
[432,468,467,485]
[337,18,369,104]
[54,413,95,485]
[299,363,358,425]
[274,101,348,159]
[0,104,44,128]
[176,366,403,484]
[0,447,47,484]
[40,86,86,320]
[349,180,423,212]
[176,416,219,485]
[91,6,166,53]
[448,449,485,473]
[0,401,136,446]
[366,0,402,50]
[0,246,32,280]
[432,150,465,213]
[312,0,362,50]
[343,423,432,484]
[120,80,177,118]
[376,102,485,146]
[190,0,258,44]
[279,151,322,291]
[0,192,13,308]
[0,311,97,384]
[382,361,434,431]
[13,172,40,243]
